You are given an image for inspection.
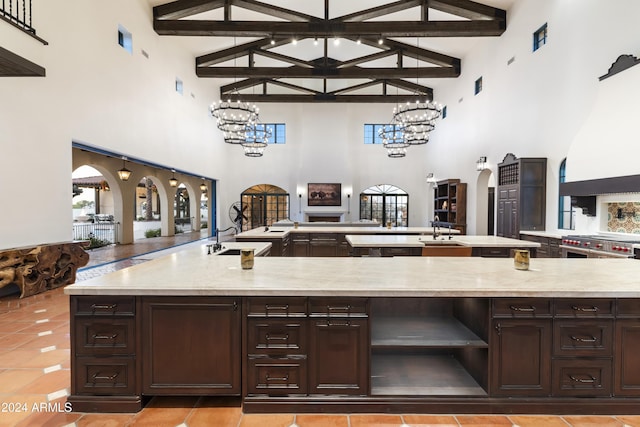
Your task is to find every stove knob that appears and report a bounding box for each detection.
[596,243,603,249]
[623,247,630,252]
[613,246,620,251]
[584,242,590,247]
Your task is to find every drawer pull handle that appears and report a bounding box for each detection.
[92,333,118,340]
[572,305,599,312]
[266,374,289,382]
[570,335,597,343]
[265,333,289,341]
[509,305,536,312]
[327,305,351,311]
[569,374,596,384]
[327,320,351,327]
[265,304,289,311]
[92,372,119,381]
[91,304,117,310]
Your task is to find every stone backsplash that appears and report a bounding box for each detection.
[607,202,640,234]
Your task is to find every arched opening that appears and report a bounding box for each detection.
[359,184,409,227]
[239,184,290,231]
[72,165,117,247]
[475,169,496,235]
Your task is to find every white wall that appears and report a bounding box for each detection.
[2,0,640,250]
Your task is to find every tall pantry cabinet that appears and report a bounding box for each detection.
[497,154,547,239]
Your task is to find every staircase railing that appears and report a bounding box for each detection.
[1,0,34,34]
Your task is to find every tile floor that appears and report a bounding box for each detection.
[2,234,640,426]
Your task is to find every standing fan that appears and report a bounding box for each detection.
[229,201,247,232]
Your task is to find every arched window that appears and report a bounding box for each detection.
[239,184,290,231]
[359,184,409,227]
[558,159,575,230]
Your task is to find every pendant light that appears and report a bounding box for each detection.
[117,157,132,181]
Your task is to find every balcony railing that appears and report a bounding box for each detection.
[1,0,34,34]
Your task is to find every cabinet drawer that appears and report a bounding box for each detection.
[554,299,614,318]
[553,321,613,356]
[309,297,368,317]
[309,233,337,241]
[74,357,136,395]
[381,247,419,257]
[478,247,510,258]
[74,318,135,356]
[492,298,552,318]
[247,297,307,317]
[290,233,309,242]
[247,319,307,355]
[617,299,640,317]
[247,357,307,395]
[74,296,135,316]
[552,359,612,397]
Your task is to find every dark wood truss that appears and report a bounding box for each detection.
[153,0,507,102]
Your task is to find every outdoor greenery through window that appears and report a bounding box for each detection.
[533,23,547,51]
[558,158,575,230]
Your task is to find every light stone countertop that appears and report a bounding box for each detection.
[345,234,541,248]
[205,241,272,256]
[65,244,640,298]
[235,226,460,239]
[519,230,565,240]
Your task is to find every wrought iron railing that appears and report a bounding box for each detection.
[1,0,34,33]
[73,222,120,246]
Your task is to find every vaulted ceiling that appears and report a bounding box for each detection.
[151,0,511,102]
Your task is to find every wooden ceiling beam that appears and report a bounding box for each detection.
[429,0,507,21]
[386,78,434,97]
[218,93,433,103]
[254,49,315,68]
[336,49,400,69]
[332,0,423,23]
[154,19,506,37]
[153,0,225,20]
[230,0,317,22]
[197,66,459,78]
[375,38,461,69]
[196,38,287,67]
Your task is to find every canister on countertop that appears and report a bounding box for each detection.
[514,249,530,270]
[241,248,254,269]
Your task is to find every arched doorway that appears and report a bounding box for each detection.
[475,169,496,235]
[359,184,409,227]
[239,184,290,231]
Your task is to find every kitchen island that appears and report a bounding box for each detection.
[64,246,640,414]
[346,234,540,257]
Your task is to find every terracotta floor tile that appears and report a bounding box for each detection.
[14,408,82,427]
[617,416,640,427]
[0,349,41,368]
[0,369,43,393]
[508,415,570,427]
[296,414,350,427]
[403,414,460,426]
[187,406,243,427]
[456,415,512,426]
[128,396,200,427]
[0,332,38,349]
[350,414,404,427]
[239,413,295,427]
[76,413,137,427]
[13,349,70,369]
[0,321,31,334]
[16,320,67,335]
[18,368,70,394]
[16,331,70,350]
[561,416,624,427]
[0,394,49,427]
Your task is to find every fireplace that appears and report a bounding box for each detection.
[304,210,346,222]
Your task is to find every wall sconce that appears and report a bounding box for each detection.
[347,193,351,214]
[426,173,437,185]
[117,157,132,181]
[200,179,207,192]
[476,156,488,171]
[169,170,178,187]
[298,193,302,214]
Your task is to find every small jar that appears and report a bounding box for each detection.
[241,248,255,270]
[513,249,530,270]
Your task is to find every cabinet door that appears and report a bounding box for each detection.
[309,318,368,395]
[142,297,241,395]
[615,320,640,396]
[490,319,551,396]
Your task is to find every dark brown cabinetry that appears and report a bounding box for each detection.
[309,233,338,257]
[69,296,141,412]
[308,297,369,395]
[141,297,241,395]
[290,233,310,257]
[433,179,467,234]
[615,299,640,396]
[519,233,561,258]
[497,154,547,238]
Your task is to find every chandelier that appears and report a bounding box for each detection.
[241,121,272,157]
[393,100,441,145]
[378,123,410,158]
[209,93,259,145]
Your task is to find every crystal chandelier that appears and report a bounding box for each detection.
[393,99,441,145]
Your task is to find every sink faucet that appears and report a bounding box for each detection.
[432,215,440,240]
[212,226,236,253]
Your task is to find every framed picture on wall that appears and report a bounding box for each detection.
[307,183,341,206]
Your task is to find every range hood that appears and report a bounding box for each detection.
[560,174,640,216]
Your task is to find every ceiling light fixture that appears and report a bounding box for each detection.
[200,179,207,192]
[314,37,318,46]
[169,170,178,187]
[333,37,340,46]
[241,120,272,157]
[292,37,297,45]
[378,36,384,45]
[379,123,410,158]
[117,157,132,181]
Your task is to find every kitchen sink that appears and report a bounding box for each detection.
[422,240,464,246]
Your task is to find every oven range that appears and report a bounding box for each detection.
[561,235,640,259]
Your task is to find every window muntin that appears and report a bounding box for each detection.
[533,23,548,51]
[359,184,409,227]
[256,123,286,144]
[364,124,404,144]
